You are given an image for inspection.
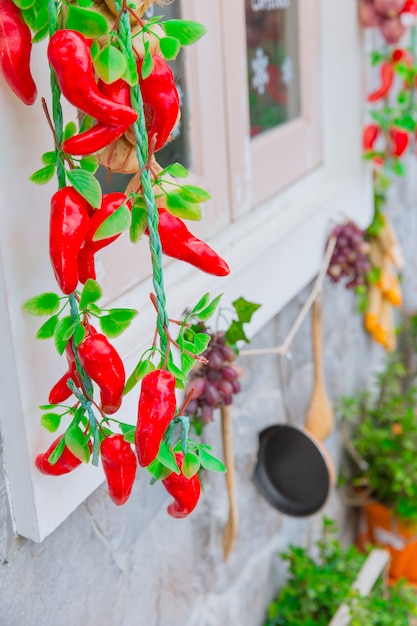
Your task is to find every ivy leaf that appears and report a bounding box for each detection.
[54,315,73,355]
[99,308,138,338]
[158,441,180,474]
[232,297,261,324]
[65,426,91,463]
[41,151,57,167]
[225,320,249,345]
[66,168,102,208]
[80,156,98,173]
[79,278,102,310]
[130,203,148,243]
[123,358,155,395]
[162,19,207,46]
[36,315,59,339]
[182,451,200,478]
[30,165,56,185]
[40,412,62,433]
[23,292,60,316]
[141,42,154,78]
[66,5,108,38]
[159,162,189,178]
[94,45,127,84]
[198,448,226,473]
[196,293,222,322]
[159,36,181,60]
[93,203,131,240]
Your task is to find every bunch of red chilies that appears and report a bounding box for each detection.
[1,0,227,517]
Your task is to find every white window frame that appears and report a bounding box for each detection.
[0,0,372,542]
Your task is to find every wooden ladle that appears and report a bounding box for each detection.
[221,404,238,561]
[304,297,334,442]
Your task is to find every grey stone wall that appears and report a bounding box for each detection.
[0,177,415,626]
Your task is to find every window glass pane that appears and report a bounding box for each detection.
[246,0,300,139]
[97,3,190,193]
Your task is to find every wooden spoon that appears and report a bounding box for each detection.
[221,404,238,561]
[304,297,334,442]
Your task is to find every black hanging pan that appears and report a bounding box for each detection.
[253,352,334,517]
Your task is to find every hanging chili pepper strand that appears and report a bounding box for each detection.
[48,0,65,189]
[115,0,168,354]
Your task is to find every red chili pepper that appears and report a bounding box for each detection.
[101,434,137,505]
[78,192,131,283]
[78,333,125,415]
[162,452,201,518]
[49,187,91,295]
[146,207,230,276]
[63,79,131,156]
[36,435,83,476]
[135,369,177,467]
[390,127,409,156]
[137,55,180,152]
[391,48,413,65]
[363,123,380,151]
[48,340,79,404]
[367,62,395,102]
[47,30,137,126]
[0,0,37,105]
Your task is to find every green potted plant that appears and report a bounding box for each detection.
[338,323,417,584]
[264,518,417,626]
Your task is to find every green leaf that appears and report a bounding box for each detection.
[74,323,86,347]
[66,5,108,38]
[99,308,138,337]
[23,292,60,316]
[47,435,66,465]
[79,278,102,310]
[225,320,249,345]
[32,25,49,42]
[232,297,261,324]
[118,422,136,443]
[65,426,91,463]
[30,165,56,185]
[159,36,181,60]
[122,52,139,86]
[394,114,415,132]
[80,156,98,173]
[198,448,226,473]
[197,293,222,322]
[36,315,59,339]
[94,45,127,84]
[41,151,57,166]
[392,159,406,177]
[181,352,196,376]
[162,19,207,46]
[14,0,35,9]
[166,195,202,220]
[34,6,49,30]
[141,42,154,79]
[366,267,382,284]
[147,459,172,481]
[93,203,131,240]
[79,115,94,134]
[123,358,155,395]
[40,412,62,433]
[54,315,73,355]
[63,121,78,141]
[130,203,148,243]
[191,293,210,314]
[193,333,211,354]
[66,168,102,208]
[39,404,59,411]
[157,441,180,474]
[166,352,187,386]
[182,451,200,478]
[180,185,211,203]
[160,162,189,178]
[78,0,94,7]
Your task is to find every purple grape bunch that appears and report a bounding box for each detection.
[184,331,242,425]
[327,221,371,289]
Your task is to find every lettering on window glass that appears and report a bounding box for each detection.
[246,0,300,138]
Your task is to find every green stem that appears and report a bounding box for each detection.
[116,2,169,355]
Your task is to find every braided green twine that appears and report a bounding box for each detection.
[115,3,169,355]
[48,0,66,189]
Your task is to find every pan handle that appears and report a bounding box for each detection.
[278,351,296,426]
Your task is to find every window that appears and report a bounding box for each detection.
[0,0,372,541]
